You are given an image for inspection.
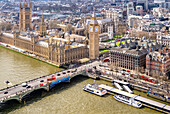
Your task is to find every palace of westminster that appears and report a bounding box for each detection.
[0,2,100,66]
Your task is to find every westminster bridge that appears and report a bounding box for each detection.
[0,59,169,109]
[0,61,100,105]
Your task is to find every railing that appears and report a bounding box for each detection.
[0,62,97,103]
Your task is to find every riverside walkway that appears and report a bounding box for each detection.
[0,61,100,104]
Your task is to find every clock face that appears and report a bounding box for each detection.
[90,27,93,32]
[95,27,98,32]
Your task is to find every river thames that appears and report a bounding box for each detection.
[0,47,164,114]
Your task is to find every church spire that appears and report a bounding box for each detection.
[41,12,44,24]
[90,7,98,25]
[91,7,96,20]
[39,11,46,38]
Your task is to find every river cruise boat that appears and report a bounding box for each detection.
[113,95,142,108]
[83,84,107,96]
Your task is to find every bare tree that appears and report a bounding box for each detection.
[0,23,13,31]
[49,20,59,30]
[66,24,74,33]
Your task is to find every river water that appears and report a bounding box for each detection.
[0,47,164,114]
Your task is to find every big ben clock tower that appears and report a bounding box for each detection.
[89,8,99,60]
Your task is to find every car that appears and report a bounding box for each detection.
[4,91,8,94]
[93,66,96,69]
[122,73,125,75]
[67,71,70,73]
[26,85,31,88]
[126,70,130,72]
[121,71,124,73]
[125,72,129,75]
[106,68,110,70]
[57,74,60,76]
[40,80,44,82]
[22,83,27,87]
[122,69,126,71]
[63,72,66,74]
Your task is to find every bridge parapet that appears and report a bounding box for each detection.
[0,61,100,105]
[0,84,48,103]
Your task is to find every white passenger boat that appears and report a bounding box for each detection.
[83,84,107,96]
[113,95,142,108]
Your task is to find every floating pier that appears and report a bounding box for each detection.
[99,84,170,113]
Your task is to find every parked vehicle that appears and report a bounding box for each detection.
[103,58,109,62]
[125,72,129,75]
[127,70,130,72]
[120,38,125,41]
[122,69,126,71]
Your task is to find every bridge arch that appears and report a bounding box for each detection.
[3,98,20,104]
[21,87,48,101]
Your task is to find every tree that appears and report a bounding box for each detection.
[0,23,13,31]
[49,20,59,30]
[150,32,157,40]
[117,22,127,37]
[66,24,74,33]
[138,31,149,39]
[139,66,145,74]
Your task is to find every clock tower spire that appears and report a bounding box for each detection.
[89,7,99,60]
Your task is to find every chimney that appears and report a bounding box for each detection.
[159,48,161,54]
[163,47,166,53]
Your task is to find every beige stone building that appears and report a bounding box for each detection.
[89,10,99,60]
[0,5,100,66]
[157,33,170,48]
[19,2,32,32]
[0,32,89,66]
[39,14,46,38]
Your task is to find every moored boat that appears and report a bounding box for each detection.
[113,95,142,108]
[83,84,107,96]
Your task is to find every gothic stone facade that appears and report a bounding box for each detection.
[19,2,32,32]
[0,32,88,66]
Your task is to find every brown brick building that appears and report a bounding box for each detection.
[146,47,170,78]
[110,38,162,72]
